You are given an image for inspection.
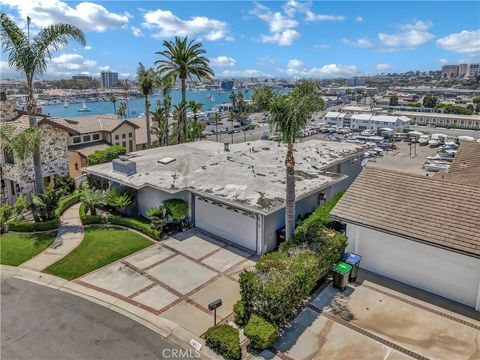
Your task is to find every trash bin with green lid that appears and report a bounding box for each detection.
[333,262,352,291]
[342,252,362,282]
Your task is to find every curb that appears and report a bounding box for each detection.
[0,265,222,360]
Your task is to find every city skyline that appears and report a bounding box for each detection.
[1,0,479,80]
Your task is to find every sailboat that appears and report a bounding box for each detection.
[77,99,91,112]
[63,100,69,108]
[208,93,215,103]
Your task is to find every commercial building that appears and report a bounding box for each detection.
[221,80,234,91]
[331,166,480,311]
[72,74,93,81]
[441,63,480,79]
[325,111,411,131]
[441,65,459,78]
[83,140,366,255]
[101,71,118,88]
[394,111,480,130]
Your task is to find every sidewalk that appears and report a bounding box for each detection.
[20,203,84,271]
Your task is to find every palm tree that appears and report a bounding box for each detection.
[137,63,157,149]
[0,124,41,174]
[268,80,323,239]
[188,100,203,123]
[155,36,214,138]
[117,101,127,119]
[173,100,187,144]
[229,91,237,111]
[122,80,130,117]
[229,111,236,144]
[110,95,117,114]
[211,112,221,142]
[1,13,85,194]
[80,186,105,216]
[150,107,166,146]
[163,95,172,145]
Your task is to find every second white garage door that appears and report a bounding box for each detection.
[195,197,258,252]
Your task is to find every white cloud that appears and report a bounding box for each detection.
[131,26,143,37]
[438,58,449,65]
[0,0,129,32]
[45,53,96,77]
[342,37,374,48]
[436,30,480,56]
[356,16,363,22]
[142,9,230,41]
[283,0,345,22]
[221,69,272,78]
[378,20,434,49]
[98,65,111,71]
[84,45,92,50]
[257,56,277,65]
[376,63,391,70]
[250,2,300,46]
[313,43,330,51]
[278,59,359,78]
[210,56,236,67]
[119,73,130,78]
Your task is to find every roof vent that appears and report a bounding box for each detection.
[224,142,230,152]
[158,157,176,165]
[112,157,136,176]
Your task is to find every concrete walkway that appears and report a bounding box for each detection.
[20,203,84,272]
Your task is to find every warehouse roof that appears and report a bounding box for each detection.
[331,167,480,257]
[84,139,365,214]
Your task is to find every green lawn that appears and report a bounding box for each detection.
[1,232,56,266]
[43,226,152,280]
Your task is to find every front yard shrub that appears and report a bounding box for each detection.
[233,300,248,326]
[8,217,60,232]
[109,215,160,239]
[244,315,278,350]
[55,175,75,194]
[163,199,188,221]
[87,145,126,165]
[204,324,241,360]
[79,203,103,225]
[56,192,81,216]
[0,203,13,233]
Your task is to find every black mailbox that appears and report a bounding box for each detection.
[208,299,222,311]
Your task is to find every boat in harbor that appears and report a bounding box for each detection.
[77,99,91,112]
[423,161,450,172]
[63,100,69,108]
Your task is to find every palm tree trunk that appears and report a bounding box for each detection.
[215,123,218,142]
[285,142,296,239]
[27,84,45,195]
[113,102,116,114]
[165,111,169,146]
[145,97,152,149]
[181,77,187,142]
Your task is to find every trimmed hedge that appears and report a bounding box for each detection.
[204,324,241,360]
[163,199,188,221]
[7,217,60,232]
[244,315,278,350]
[295,191,344,234]
[56,192,82,216]
[79,203,104,225]
[109,215,160,239]
[233,300,248,326]
[87,145,126,165]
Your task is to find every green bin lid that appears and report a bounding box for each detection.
[334,262,352,274]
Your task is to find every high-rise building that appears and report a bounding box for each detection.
[468,64,480,78]
[441,65,459,78]
[221,80,234,91]
[101,71,118,88]
[72,74,93,81]
[458,64,469,78]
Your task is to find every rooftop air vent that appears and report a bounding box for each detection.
[224,143,230,152]
[158,157,176,165]
[112,157,136,176]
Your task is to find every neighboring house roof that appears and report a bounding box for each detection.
[1,114,80,135]
[128,116,159,146]
[448,141,480,173]
[331,166,480,257]
[84,139,365,214]
[48,114,140,135]
[69,140,111,158]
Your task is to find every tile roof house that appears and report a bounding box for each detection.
[435,140,480,186]
[331,166,480,310]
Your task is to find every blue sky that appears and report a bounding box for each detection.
[1,0,479,79]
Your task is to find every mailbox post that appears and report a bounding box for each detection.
[208,299,222,326]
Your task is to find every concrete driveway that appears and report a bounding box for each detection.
[1,276,191,360]
[275,271,480,360]
[76,230,257,336]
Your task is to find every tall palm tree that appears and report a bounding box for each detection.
[188,100,203,123]
[1,13,85,194]
[122,80,130,117]
[229,110,236,144]
[211,112,221,142]
[137,63,157,149]
[229,91,237,111]
[173,100,187,144]
[150,107,166,146]
[155,36,214,139]
[269,80,323,239]
[163,95,172,145]
[0,124,41,174]
[110,95,117,114]
[117,101,127,119]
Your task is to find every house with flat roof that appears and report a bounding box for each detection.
[325,112,411,131]
[83,139,366,254]
[331,166,480,311]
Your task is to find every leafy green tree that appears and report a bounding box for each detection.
[13,195,28,219]
[0,13,85,194]
[0,203,13,233]
[269,80,323,239]
[389,95,399,106]
[155,36,214,138]
[137,63,157,148]
[188,121,203,141]
[423,95,438,108]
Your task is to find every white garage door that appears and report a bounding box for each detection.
[195,197,257,252]
[347,224,480,310]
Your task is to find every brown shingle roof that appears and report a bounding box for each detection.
[47,114,139,134]
[448,141,480,173]
[128,116,159,146]
[331,166,480,257]
[1,114,79,135]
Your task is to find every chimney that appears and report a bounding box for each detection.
[112,156,136,175]
[224,142,230,152]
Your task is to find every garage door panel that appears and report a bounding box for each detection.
[195,198,257,252]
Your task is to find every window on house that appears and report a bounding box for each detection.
[92,134,100,140]
[73,136,81,144]
[75,163,79,171]
[115,134,119,140]
[122,133,126,139]
[128,133,132,138]
[122,141,126,147]
[3,148,14,165]
[83,135,91,142]
[128,140,133,152]
[10,180,15,195]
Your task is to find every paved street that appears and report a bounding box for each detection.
[1,276,193,360]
